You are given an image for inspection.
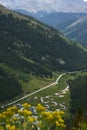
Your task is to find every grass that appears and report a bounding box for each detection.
[21,76,53,94]
[17,71,87,116]
[28,75,70,105]
[0,63,58,95]
[18,73,71,115]
[19,72,61,94]
[2,69,87,117]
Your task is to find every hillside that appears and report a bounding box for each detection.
[38,12,87,46]
[39,12,87,28]
[0,66,22,102]
[58,15,87,46]
[1,5,87,102]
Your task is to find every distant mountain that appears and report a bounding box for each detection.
[38,12,87,46]
[14,9,48,19]
[0,0,87,14]
[57,15,87,46]
[39,12,87,27]
[14,9,34,17]
[1,5,87,102]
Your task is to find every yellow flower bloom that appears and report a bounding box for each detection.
[60,123,66,128]
[4,111,14,118]
[7,106,17,113]
[52,111,64,121]
[23,109,32,117]
[6,125,16,130]
[6,124,11,129]
[18,109,32,117]
[58,111,65,115]
[18,109,23,115]
[0,113,6,120]
[36,104,46,112]
[28,116,36,123]
[55,121,60,126]
[22,103,31,109]
[0,103,66,130]
[12,117,18,122]
[59,118,64,123]
[0,126,4,130]
[41,111,54,121]
[10,125,16,130]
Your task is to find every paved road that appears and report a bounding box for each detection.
[4,73,66,107]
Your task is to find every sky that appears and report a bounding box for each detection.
[0,0,87,13]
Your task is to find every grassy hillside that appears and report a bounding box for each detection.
[56,15,87,46]
[1,5,87,102]
[39,12,87,28]
[63,15,87,46]
[39,11,87,46]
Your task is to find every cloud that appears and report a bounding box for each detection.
[0,0,87,13]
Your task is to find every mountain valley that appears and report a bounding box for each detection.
[1,5,87,103]
[0,4,87,130]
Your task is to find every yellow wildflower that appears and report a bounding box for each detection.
[6,125,16,130]
[28,116,37,123]
[56,111,64,115]
[18,109,23,115]
[0,126,4,130]
[6,124,11,129]
[7,106,17,113]
[52,111,64,121]
[36,104,46,112]
[12,117,18,122]
[41,111,54,121]
[55,121,60,126]
[4,111,14,118]
[23,109,32,116]
[18,109,32,117]
[22,103,31,109]
[59,118,64,123]
[60,123,66,128]
[0,113,6,120]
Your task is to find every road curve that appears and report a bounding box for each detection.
[4,73,66,107]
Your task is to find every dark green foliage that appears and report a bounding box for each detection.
[0,6,87,75]
[1,6,87,102]
[0,67,22,102]
[66,108,87,130]
[69,75,87,113]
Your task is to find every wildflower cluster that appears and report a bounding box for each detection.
[0,103,66,130]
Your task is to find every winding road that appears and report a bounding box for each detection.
[4,73,66,107]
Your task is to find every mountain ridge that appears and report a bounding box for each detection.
[59,15,87,46]
[1,5,87,102]
[34,11,87,46]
